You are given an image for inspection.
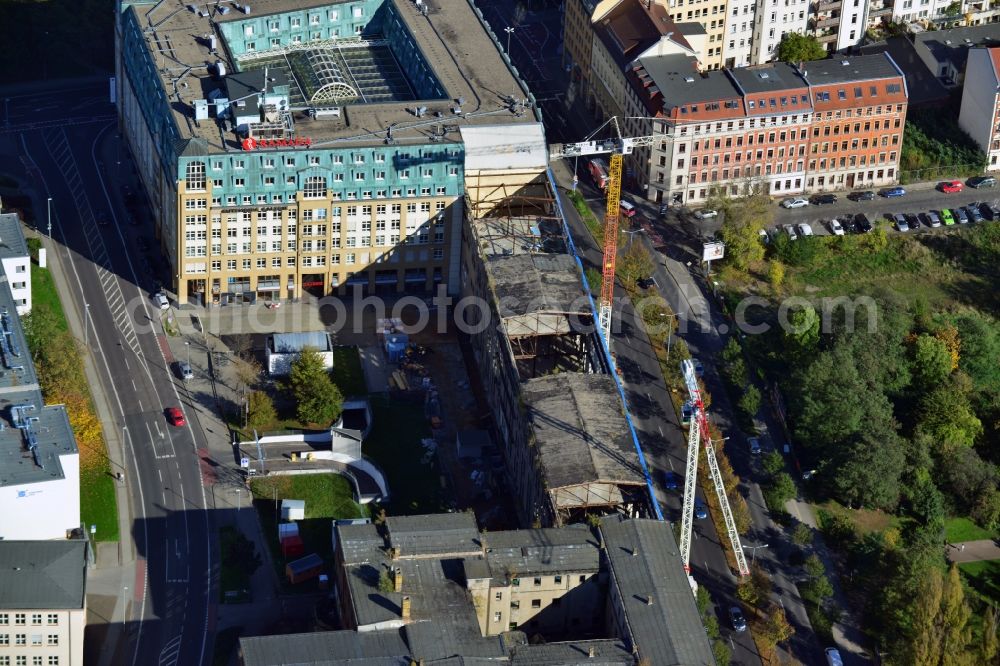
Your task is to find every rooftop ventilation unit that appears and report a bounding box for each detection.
[218,5,230,14]
[241,3,251,14]
[188,4,198,12]
[758,72,769,79]
[683,76,695,83]
[841,59,850,66]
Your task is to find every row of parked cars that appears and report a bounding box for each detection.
[774,199,999,239]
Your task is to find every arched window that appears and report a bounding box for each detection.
[304,175,327,199]
[185,161,206,190]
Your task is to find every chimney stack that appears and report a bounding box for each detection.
[394,567,403,592]
[646,595,653,606]
[588,646,595,658]
[401,595,412,619]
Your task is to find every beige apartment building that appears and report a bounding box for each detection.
[0,542,87,666]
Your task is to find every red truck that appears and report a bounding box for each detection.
[588,158,609,190]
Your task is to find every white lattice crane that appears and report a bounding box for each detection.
[678,359,751,578]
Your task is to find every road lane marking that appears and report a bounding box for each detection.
[658,425,664,437]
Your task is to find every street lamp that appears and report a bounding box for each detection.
[622,228,643,246]
[47,197,52,238]
[742,542,769,566]
[504,26,517,99]
[659,311,679,359]
[185,340,191,367]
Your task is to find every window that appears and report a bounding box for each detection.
[531,599,541,609]
[48,659,59,666]
[185,162,206,190]
[533,577,542,586]
[579,575,586,583]
[493,612,501,622]
[14,616,24,627]
[0,615,7,626]
[0,635,7,645]
[304,176,327,199]
[554,575,562,584]
[511,578,520,586]
[15,634,25,645]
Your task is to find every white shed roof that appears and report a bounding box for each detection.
[460,123,548,171]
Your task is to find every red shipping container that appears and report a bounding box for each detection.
[281,535,304,558]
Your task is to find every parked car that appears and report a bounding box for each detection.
[165,407,186,427]
[953,207,969,224]
[810,193,837,205]
[177,361,194,380]
[758,228,770,244]
[940,180,964,193]
[692,358,704,376]
[694,209,718,220]
[980,202,1000,220]
[965,204,984,223]
[828,219,845,236]
[880,186,906,198]
[781,197,809,209]
[848,190,876,201]
[153,292,169,310]
[968,175,997,188]
[694,499,709,520]
[730,606,748,633]
[853,213,873,233]
[797,222,814,237]
[921,211,942,228]
[825,648,844,666]
[636,277,656,290]
[747,437,762,455]
[892,213,909,231]
[662,470,680,491]
[905,213,921,229]
[783,224,799,240]
[940,208,956,226]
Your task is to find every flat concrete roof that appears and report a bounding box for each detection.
[0,540,87,610]
[486,254,589,339]
[522,374,644,494]
[132,0,538,153]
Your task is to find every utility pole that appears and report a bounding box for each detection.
[47,197,52,238]
[84,303,91,347]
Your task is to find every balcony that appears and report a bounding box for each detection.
[870,4,892,16]
[817,31,838,43]
[816,14,841,28]
[818,0,842,8]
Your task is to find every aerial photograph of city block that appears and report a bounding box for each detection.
[0,0,998,664]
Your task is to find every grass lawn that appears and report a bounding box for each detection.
[816,500,899,536]
[363,395,448,515]
[946,516,999,543]
[331,346,366,397]
[566,190,602,241]
[959,560,1000,605]
[250,473,367,593]
[31,260,118,541]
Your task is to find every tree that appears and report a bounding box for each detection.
[913,333,953,388]
[939,564,972,666]
[617,239,655,288]
[246,390,277,432]
[934,324,961,372]
[792,522,813,546]
[762,451,784,478]
[289,347,344,425]
[769,472,797,506]
[804,553,825,579]
[831,427,906,510]
[732,495,752,534]
[980,605,999,665]
[759,605,794,653]
[736,564,772,610]
[793,346,869,448]
[776,32,826,63]
[954,312,1000,390]
[801,574,834,605]
[768,260,786,293]
[784,304,820,359]
[917,373,983,451]
[738,384,761,419]
[908,567,944,666]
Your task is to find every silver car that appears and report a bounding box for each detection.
[177,362,194,380]
[797,222,814,237]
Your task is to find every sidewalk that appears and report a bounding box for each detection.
[947,540,1000,564]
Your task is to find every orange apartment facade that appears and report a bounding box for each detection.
[622,53,908,204]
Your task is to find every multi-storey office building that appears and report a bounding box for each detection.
[623,53,908,204]
[0,541,87,666]
[114,0,539,304]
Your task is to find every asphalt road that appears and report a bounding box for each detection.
[6,81,216,666]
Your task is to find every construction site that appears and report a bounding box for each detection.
[458,126,654,528]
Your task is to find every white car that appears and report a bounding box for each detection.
[694,209,719,220]
[781,197,809,209]
[783,224,798,240]
[153,292,169,310]
[828,219,845,236]
[797,222,814,237]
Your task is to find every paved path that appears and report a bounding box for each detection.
[947,540,1000,564]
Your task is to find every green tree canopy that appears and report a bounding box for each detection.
[713,188,772,270]
[289,347,344,426]
[917,373,983,451]
[953,312,1000,391]
[830,426,906,510]
[912,334,952,388]
[246,390,277,432]
[776,33,826,63]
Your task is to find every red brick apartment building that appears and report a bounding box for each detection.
[621,52,908,204]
